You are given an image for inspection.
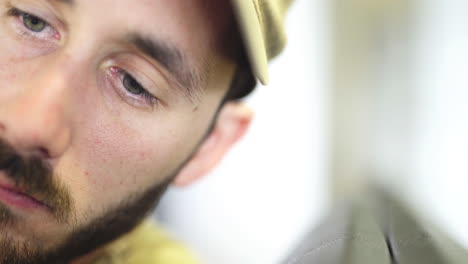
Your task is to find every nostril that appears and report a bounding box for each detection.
[37,147,51,159]
[0,123,5,132]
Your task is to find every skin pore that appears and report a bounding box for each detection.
[0,0,252,263]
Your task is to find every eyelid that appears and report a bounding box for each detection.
[8,4,65,36]
[104,58,168,101]
[130,50,183,99]
[105,66,161,110]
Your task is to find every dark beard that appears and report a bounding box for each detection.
[35,176,173,264]
[0,138,176,264]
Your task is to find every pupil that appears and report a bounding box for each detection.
[31,18,39,25]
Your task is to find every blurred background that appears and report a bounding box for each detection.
[154,0,468,263]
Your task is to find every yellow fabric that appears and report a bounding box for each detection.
[231,0,294,84]
[93,220,199,264]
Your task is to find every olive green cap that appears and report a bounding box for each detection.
[230,0,293,85]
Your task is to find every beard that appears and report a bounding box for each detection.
[0,138,176,264]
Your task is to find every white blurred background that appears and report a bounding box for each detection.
[328,0,468,257]
[154,0,468,263]
[374,0,468,254]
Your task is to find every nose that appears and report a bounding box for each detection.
[0,62,72,159]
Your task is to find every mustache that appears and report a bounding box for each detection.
[0,138,73,222]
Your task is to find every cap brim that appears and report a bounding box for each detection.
[231,0,269,85]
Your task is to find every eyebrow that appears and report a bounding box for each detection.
[127,34,203,103]
[51,0,74,6]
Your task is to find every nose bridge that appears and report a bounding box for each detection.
[0,56,76,158]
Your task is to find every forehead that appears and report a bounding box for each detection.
[74,0,233,52]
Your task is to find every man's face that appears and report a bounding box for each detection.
[0,0,236,262]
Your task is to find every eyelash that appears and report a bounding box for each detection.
[7,7,60,41]
[108,67,159,108]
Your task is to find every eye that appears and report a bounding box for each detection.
[22,13,47,32]
[123,74,146,95]
[107,67,159,108]
[6,7,59,41]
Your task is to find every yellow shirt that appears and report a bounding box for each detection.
[93,220,199,264]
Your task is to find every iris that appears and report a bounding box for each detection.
[123,74,145,95]
[23,13,46,32]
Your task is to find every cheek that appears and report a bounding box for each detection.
[0,49,45,102]
[0,55,24,88]
[0,61,38,115]
[69,106,193,208]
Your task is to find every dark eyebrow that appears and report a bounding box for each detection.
[127,34,202,102]
[51,0,74,6]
